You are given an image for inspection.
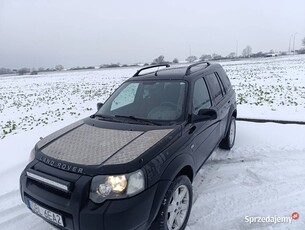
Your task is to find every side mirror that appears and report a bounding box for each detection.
[193,108,217,122]
[97,102,103,111]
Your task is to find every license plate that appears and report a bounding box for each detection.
[28,200,64,227]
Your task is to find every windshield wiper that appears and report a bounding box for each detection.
[90,114,117,121]
[114,115,161,126]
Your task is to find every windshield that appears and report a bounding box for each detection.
[96,80,187,124]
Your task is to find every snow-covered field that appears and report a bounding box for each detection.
[225,55,305,121]
[0,55,305,229]
[1,55,305,140]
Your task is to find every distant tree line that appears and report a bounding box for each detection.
[0,68,14,75]
[0,65,68,76]
[2,37,305,76]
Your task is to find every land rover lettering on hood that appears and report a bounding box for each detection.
[20,62,237,230]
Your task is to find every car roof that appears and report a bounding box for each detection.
[129,62,221,81]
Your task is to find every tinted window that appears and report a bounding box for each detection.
[216,72,225,94]
[98,81,186,122]
[192,78,211,114]
[205,73,223,104]
[217,67,231,91]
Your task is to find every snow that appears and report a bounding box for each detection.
[187,121,305,230]
[1,55,305,229]
[1,55,305,139]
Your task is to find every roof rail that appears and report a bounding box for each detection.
[133,64,170,77]
[185,61,210,75]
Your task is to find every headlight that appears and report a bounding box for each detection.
[29,148,35,162]
[106,175,127,193]
[90,170,145,203]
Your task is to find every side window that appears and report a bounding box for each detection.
[216,72,226,94]
[217,68,231,91]
[111,83,139,111]
[192,78,211,114]
[205,73,223,104]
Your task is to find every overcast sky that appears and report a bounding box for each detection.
[0,0,305,69]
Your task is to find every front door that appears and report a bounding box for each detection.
[189,77,220,171]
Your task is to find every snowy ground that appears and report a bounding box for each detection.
[187,122,305,230]
[0,55,305,229]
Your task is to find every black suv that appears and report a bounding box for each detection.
[20,62,237,230]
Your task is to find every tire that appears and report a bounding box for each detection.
[151,176,192,230]
[219,116,236,150]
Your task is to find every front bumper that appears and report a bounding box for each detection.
[20,161,167,230]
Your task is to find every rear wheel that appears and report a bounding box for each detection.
[219,116,236,149]
[151,176,192,230]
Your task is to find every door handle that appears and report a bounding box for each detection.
[189,126,196,134]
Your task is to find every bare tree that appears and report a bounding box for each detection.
[186,56,197,63]
[172,58,179,64]
[199,54,212,61]
[302,37,305,47]
[242,46,252,57]
[18,68,30,75]
[227,52,236,59]
[153,55,165,64]
[55,65,64,71]
[0,68,12,75]
[212,53,223,60]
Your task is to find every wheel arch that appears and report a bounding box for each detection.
[160,153,195,182]
[224,106,237,136]
[232,109,237,118]
[147,154,195,227]
[175,165,194,183]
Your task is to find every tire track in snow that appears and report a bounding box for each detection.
[0,204,25,219]
[0,189,22,215]
[187,147,305,230]
[0,189,19,203]
[0,213,31,229]
[0,211,55,230]
[0,189,31,227]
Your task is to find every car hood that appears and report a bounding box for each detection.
[36,120,173,166]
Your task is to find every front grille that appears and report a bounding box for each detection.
[26,166,76,203]
[27,170,71,193]
[29,179,72,199]
[22,162,85,230]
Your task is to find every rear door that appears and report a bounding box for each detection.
[204,72,229,138]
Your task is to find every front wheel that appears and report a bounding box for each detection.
[151,176,193,230]
[219,116,236,150]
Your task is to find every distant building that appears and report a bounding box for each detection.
[264,53,278,57]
